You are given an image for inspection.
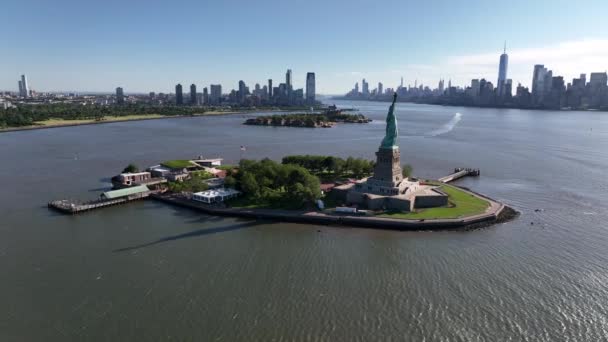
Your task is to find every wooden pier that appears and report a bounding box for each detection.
[48,191,153,214]
[438,168,481,183]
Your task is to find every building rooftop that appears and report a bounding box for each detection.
[119,171,150,177]
[193,188,241,199]
[101,185,150,199]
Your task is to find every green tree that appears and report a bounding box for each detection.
[224,175,237,188]
[122,163,139,173]
[240,173,260,198]
[402,164,413,178]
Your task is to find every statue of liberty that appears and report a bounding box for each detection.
[380,93,398,149]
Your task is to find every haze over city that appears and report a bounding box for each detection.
[2,0,608,94]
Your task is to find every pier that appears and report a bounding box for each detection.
[438,168,481,183]
[49,188,156,214]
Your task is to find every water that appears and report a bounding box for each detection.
[1,101,607,341]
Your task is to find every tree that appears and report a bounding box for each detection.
[224,175,237,188]
[240,173,260,198]
[122,163,139,173]
[402,164,413,178]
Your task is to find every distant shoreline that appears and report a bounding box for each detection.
[0,109,298,134]
[332,97,608,112]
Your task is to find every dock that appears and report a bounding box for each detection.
[48,189,156,214]
[438,168,480,183]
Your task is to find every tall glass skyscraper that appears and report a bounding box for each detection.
[175,84,183,105]
[497,43,509,97]
[285,69,292,91]
[190,84,197,105]
[306,72,315,103]
[19,74,29,98]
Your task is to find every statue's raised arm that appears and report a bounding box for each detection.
[380,93,398,149]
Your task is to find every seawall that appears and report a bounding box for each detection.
[151,193,517,231]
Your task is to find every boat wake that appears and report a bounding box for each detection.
[426,112,462,137]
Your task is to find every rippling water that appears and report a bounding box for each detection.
[0,101,607,341]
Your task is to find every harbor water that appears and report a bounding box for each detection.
[1,100,607,341]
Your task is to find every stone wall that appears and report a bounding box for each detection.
[415,195,448,209]
[387,196,413,211]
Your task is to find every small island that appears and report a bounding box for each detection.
[244,105,371,128]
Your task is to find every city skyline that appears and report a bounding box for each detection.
[342,43,607,111]
[4,38,608,96]
[2,0,608,93]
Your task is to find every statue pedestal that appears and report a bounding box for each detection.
[370,147,403,188]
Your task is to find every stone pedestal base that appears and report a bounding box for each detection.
[371,147,403,187]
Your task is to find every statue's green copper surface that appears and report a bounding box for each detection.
[380,93,398,149]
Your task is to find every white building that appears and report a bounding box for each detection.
[192,188,241,204]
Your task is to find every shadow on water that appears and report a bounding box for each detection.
[113,220,262,252]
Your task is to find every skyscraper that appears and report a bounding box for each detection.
[286,69,292,91]
[190,84,197,105]
[306,72,315,103]
[589,72,608,87]
[116,87,124,104]
[175,84,183,105]
[203,87,209,105]
[18,80,23,97]
[19,75,29,98]
[589,72,608,108]
[497,42,509,98]
[470,79,480,98]
[362,79,369,95]
[532,65,548,105]
[268,79,273,99]
[210,84,222,105]
[238,80,247,102]
[378,82,383,96]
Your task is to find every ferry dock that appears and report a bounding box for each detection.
[48,186,157,214]
[438,168,481,183]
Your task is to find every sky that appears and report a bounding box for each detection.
[2,0,608,94]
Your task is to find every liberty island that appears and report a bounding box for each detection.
[49,95,516,230]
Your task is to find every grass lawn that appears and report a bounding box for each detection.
[378,184,490,220]
[35,114,167,126]
[161,159,194,169]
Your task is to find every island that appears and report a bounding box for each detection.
[243,106,371,128]
[0,102,322,132]
[49,95,517,230]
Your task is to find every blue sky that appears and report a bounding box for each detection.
[2,0,607,94]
